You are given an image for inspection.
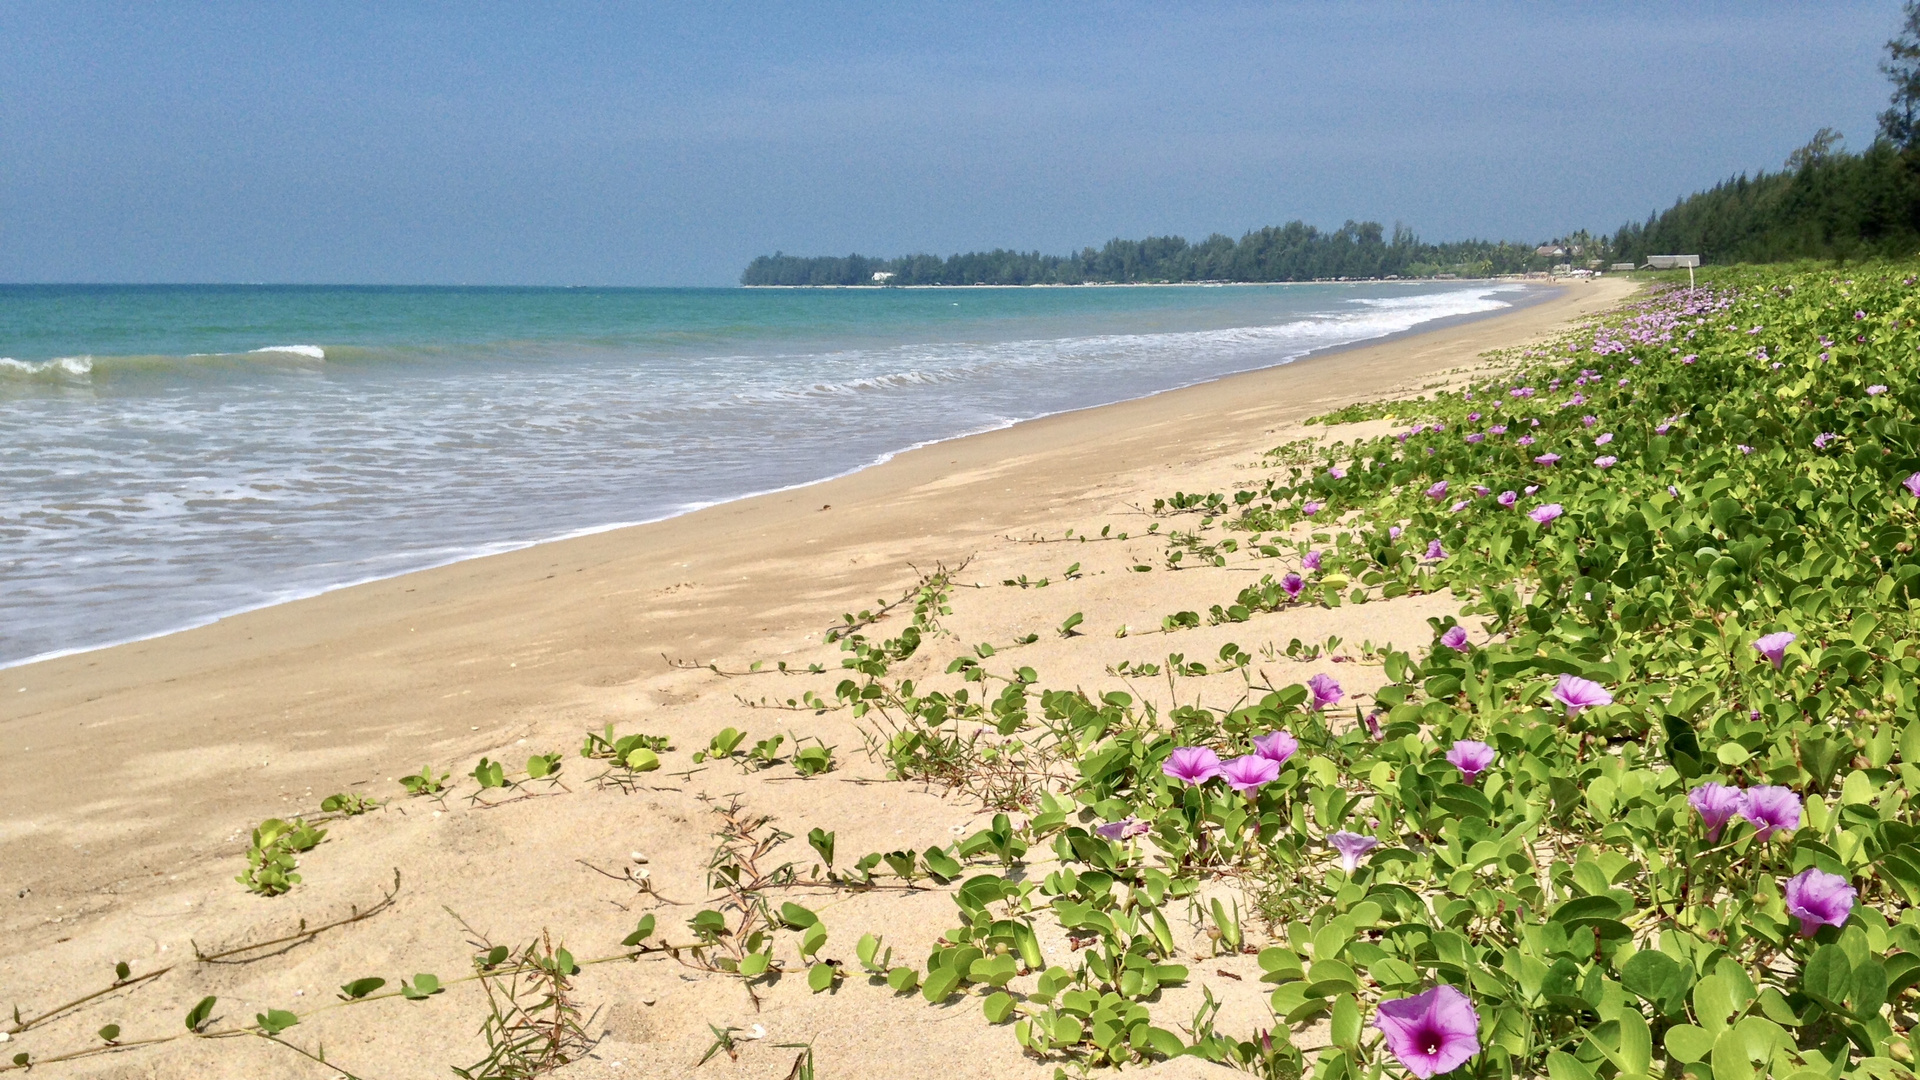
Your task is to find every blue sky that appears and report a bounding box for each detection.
[0,2,1902,285]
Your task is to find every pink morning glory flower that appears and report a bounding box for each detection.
[1328,466,1346,479]
[1738,445,1754,455]
[1551,673,1612,715]
[1251,730,1298,766]
[1374,985,1481,1079]
[1784,868,1856,937]
[1307,673,1344,710]
[1425,539,1446,560]
[1813,432,1836,449]
[1281,573,1305,600]
[1522,484,1539,495]
[1594,456,1617,469]
[1329,831,1381,873]
[1389,526,1402,540]
[1534,453,1561,466]
[1517,435,1536,447]
[1094,816,1152,840]
[1739,786,1801,841]
[1301,500,1323,516]
[1488,424,1507,435]
[1868,384,1888,395]
[1162,747,1223,785]
[1754,631,1795,669]
[1219,754,1280,794]
[1449,499,1469,512]
[1903,472,1920,499]
[1438,625,1469,651]
[1465,433,1485,444]
[1467,411,1480,421]
[1655,423,1671,435]
[1445,740,1494,784]
[1688,783,1743,842]
[1496,490,1517,508]
[1581,415,1598,427]
[1529,503,1563,525]
[1302,550,1322,571]
[1594,432,1613,446]
[1472,485,1490,497]
[1427,481,1449,500]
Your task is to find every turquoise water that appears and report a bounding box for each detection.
[0,281,1540,666]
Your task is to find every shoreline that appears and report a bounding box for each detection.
[0,281,1554,673]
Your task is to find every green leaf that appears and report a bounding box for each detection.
[97,1024,120,1042]
[983,990,1015,1023]
[255,1008,298,1035]
[621,914,657,947]
[1802,943,1850,1004]
[1621,948,1691,1013]
[807,962,835,993]
[185,995,217,1033]
[1547,1051,1596,1080]
[922,966,961,1002]
[738,952,772,978]
[1665,1024,1713,1063]
[1615,1007,1652,1075]
[338,977,386,1000]
[922,847,962,883]
[401,974,442,999]
[1330,993,1361,1049]
[887,966,919,993]
[623,747,660,771]
[778,902,819,929]
[1710,1026,1756,1080]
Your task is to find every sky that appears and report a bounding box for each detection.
[0,2,1904,286]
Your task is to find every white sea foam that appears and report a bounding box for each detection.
[250,345,326,359]
[0,355,94,378]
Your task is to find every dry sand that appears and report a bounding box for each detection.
[0,277,1636,1078]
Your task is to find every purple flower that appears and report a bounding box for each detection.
[1465,433,1485,444]
[1534,453,1561,466]
[1510,387,1534,398]
[1517,435,1536,447]
[1445,740,1494,784]
[1618,378,1630,387]
[1594,432,1613,446]
[1427,481,1449,500]
[1302,550,1322,572]
[1753,631,1795,669]
[1425,539,1446,561]
[1307,673,1344,710]
[1496,490,1517,508]
[1301,500,1323,516]
[1467,411,1480,421]
[1328,466,1346,480]
[1668,485,1680,497]
[1282,573,1305,600]
[1329,831,1381,873]
[1813,432,1836,450]
[1551,673,1613,716]
[1682,355,1697,365]
[1373,985,1481,1079]
[1904,472,1920,499]
[1739,786,1801,841]
[1523,484,1539,495]
[1252,730,1299,767]
[1438,625,1469,651]
[1219,754,1280,794]
[1488,424,1508,435]
[1655,423,1671,435]
[1738,444,1754,455]
[1449,499,1469,512]
[1472,485,1490,497]
[1868,384,1888,396]
[1581,415,1598,428]
[1389,526,1403,540]
[1784,868,1856,937]
[1529,503,1563,525]
[1094,816,1151,841]
[1363,712,1383,740]
[1594,456,1617,469]
[1162,746,1223,785]
[1688,783,1743,842]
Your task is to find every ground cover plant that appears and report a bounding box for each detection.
[814,263,1920,1078]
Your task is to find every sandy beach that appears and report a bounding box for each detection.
[0,277,1635,1078]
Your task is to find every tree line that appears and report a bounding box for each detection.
[741,224,1555,286]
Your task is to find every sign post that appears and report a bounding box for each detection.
[1645,254,1701,287]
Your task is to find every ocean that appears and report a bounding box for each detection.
[0,281,1542,667]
